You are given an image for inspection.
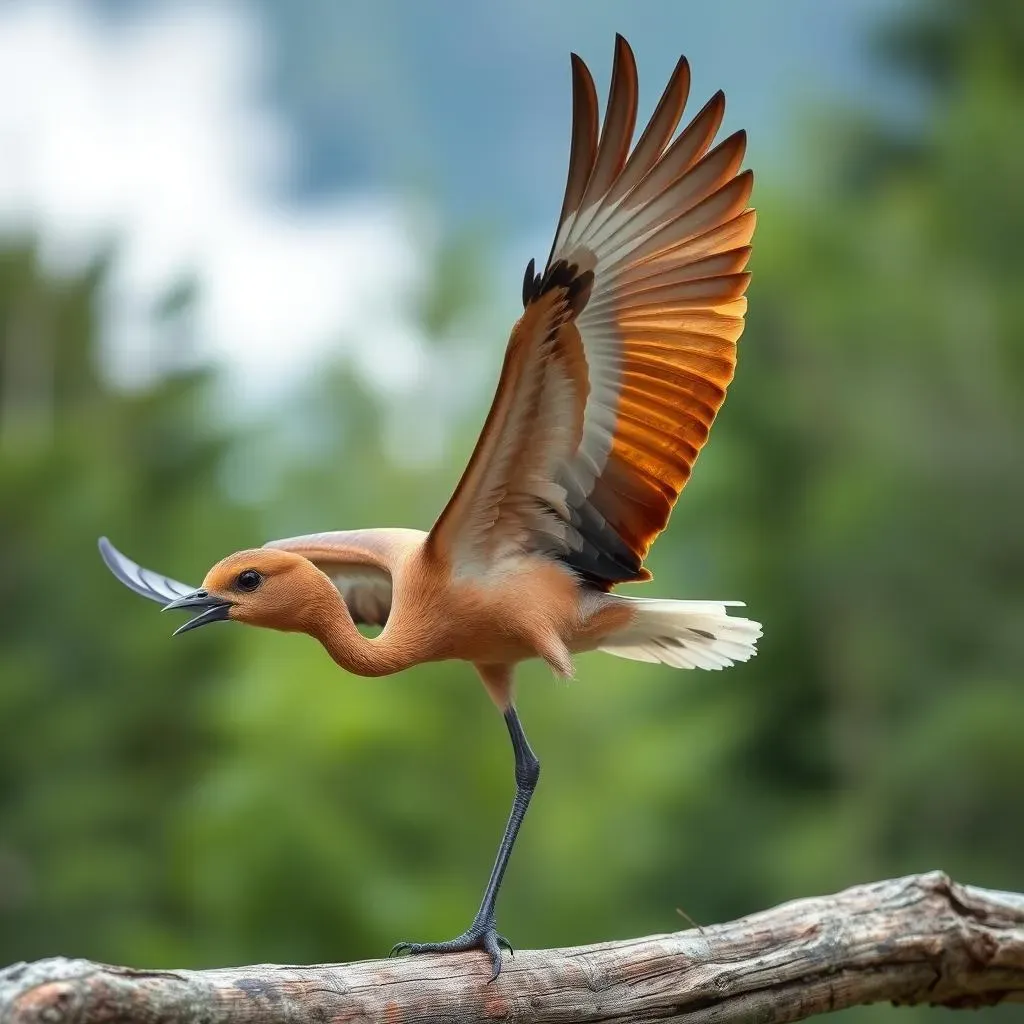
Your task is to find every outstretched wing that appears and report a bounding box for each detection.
[428,35,754,587]
[264,529,414,628]
[98,536,197,604]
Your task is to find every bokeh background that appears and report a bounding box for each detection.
[2,1,1022,1021]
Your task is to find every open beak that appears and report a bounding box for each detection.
[162,590,233,636]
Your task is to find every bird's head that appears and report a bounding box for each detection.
[165,548,335,635]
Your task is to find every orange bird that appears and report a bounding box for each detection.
[99,36,759,979]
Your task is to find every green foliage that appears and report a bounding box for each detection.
[0,245,256,962]
[1,4,1022,1021]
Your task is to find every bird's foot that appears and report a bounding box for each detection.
[390,919,514,981]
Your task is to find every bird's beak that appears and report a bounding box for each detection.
[162,590,233,636]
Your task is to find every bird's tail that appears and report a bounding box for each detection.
[597,597,761,670]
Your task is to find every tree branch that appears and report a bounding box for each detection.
[2,871,1023,1024]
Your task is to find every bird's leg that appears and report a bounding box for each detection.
[391,704,540,981]
[471,704,541,933]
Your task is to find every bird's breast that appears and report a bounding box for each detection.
[432,559,582,666]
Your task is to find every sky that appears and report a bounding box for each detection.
[0,0,910,404]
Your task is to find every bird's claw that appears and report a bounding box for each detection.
[390,921,513,981]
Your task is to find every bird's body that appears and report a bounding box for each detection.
[216,530,755,694]
[220,532,588,682]
[98,35,761,979]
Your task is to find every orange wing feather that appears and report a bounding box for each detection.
[430,36,755,587]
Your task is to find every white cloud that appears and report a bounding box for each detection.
[0,0,430,402]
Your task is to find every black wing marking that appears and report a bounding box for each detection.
[98,536,197,605]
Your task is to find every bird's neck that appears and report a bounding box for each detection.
[308,594,409,678]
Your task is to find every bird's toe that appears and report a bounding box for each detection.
[387,921,512,979]
[482,931,504,983]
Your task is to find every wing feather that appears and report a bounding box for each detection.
[601,55,689,206]
[547,54,600,265]
[612,91,726,215]
[564,34,638,245]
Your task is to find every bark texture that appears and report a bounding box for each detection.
[2,871,1023,1024]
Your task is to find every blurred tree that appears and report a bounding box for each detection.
[0,244,255,964]
[714,0,1024,902]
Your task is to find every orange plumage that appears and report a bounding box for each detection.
[98,35,760,980]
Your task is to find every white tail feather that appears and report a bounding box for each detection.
[598,597,761,670]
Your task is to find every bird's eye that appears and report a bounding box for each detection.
[236,569,263,592]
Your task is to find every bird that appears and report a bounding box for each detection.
[98,34,760,980]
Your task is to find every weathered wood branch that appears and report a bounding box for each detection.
[2,871,1023,1024]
